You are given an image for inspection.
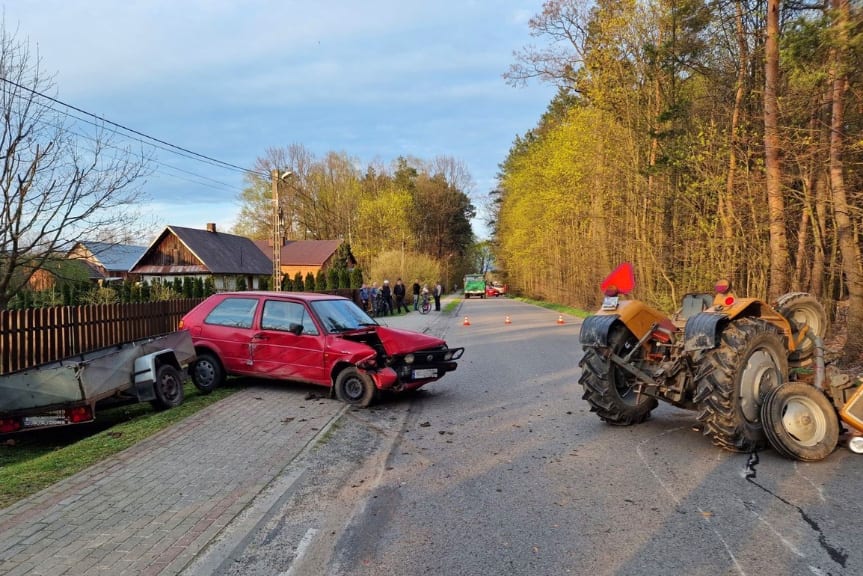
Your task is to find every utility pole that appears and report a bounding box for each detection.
[272,169,281,291]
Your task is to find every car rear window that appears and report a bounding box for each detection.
[204,297,258,328]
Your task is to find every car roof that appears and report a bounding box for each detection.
[216,291,349,302]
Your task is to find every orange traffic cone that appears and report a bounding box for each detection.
[557,314,565,325]
[505,315,512,325]
[463,316,471,326]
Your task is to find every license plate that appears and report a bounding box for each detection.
[22,415,68,428]
[412,368,438,379]
[601,296,619,311]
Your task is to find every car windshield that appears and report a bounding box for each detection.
[310,299,377,333]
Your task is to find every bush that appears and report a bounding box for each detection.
[316,269,327,291]
[294,272,304,292]
[305,272,316,292]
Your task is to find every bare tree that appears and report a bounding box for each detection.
[0,28,150,308]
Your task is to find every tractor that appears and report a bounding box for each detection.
[578,262,842,460]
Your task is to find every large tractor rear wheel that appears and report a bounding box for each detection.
[579,325,658,426]
[773,292,827,368]
[695,318,788,452]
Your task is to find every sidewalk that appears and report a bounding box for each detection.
[0,386,344,576]
[0,294,459,576]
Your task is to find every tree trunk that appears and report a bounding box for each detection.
[828,0,863,363]
[764,0,790,299]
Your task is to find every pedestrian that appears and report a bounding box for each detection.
[394,278,409,314]
[433,281,442,311]
[370,282,380,315]
[381,279,393,316]
[359,282,370,312]
[412,278,421,310]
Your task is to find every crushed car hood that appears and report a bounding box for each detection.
[375,326,447,354]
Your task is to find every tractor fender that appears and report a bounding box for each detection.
[579,314,620,347]
[684,312,728,351]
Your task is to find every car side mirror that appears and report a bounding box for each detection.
[289,322,304,336]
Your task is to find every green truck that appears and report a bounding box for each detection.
[463,274,486,299]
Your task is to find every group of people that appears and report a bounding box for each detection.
[359,278,443,316]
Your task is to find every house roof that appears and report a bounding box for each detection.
[253,239,344,267]
[132,226,272,275]
[70,241,147,272]
[282,240,342,266]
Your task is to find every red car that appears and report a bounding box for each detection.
[179,292,464,407]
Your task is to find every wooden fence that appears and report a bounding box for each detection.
[0,299,203,375]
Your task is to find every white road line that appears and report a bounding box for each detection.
[280,527,319,576]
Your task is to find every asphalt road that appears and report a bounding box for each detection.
[193,297,863,576]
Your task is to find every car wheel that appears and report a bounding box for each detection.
[191,352,224,394]
[335,367,376,407]
[151,364,185,410]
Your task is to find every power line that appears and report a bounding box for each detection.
[0,76,270,179]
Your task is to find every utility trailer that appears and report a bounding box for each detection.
[0,330,196,433]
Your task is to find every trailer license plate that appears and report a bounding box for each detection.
[601,296,619,311]
[22,415,68,428]
[412,368,438,379]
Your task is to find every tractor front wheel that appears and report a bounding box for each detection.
[579,325,658,426]
[695,318,787,452]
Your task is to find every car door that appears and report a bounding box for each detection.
[199,296,260,374]
[250,298,327,385]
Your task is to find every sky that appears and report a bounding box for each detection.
[3,1,556,242]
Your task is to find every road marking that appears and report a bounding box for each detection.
[280,527,319,576]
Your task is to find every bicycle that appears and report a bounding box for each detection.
[419,293,431,314]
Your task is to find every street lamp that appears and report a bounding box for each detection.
[272,169,293,291]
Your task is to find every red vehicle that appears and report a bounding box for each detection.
[485,285,501,297]
[179,292,464,407]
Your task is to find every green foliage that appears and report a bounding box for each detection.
[338,269,350,289]
[203,277,216,296]
[282,275,293,291]
[78,287,120,305]
[350,267,363,289]
[236,276,247,291]
[305,271,316,291]
[327,267,339,290]
[293,272,304,291]
[182,277,195,298]
[172,278,183,294]
[316,269,327,291]
[369,250,440,291]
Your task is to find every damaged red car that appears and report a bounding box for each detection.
[179,292,464,407]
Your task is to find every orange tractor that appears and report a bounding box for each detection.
[578,263,861,461]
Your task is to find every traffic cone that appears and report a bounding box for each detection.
[505,315,512,325]
[463,316,471,326]
[557,314,565,325]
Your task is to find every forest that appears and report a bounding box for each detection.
[231,146,479,290]
[490,0,863,359]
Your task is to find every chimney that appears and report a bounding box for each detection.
[206,223,217,233]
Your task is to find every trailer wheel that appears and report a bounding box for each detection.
[761,383,839,462]
[151,364,185,410]
[695,318,787,452]
[191,352,224,394]
[334,367,376,407]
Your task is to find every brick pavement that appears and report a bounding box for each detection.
[0,386,344,576]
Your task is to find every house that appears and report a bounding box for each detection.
[131,224,272,290]
[254,239,355,282]
[66,241,147,284]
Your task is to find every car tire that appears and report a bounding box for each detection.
[335,367,376,407]
[151,364,185,410]
[191,352,224,394]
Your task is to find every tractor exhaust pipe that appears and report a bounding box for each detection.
[808,332,825,390]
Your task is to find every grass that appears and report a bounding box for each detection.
[0,381,240,509]
[511,296,592,319]
[443,298,460,313]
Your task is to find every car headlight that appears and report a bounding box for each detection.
[444,351,453,361]
[404,353,415,364]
